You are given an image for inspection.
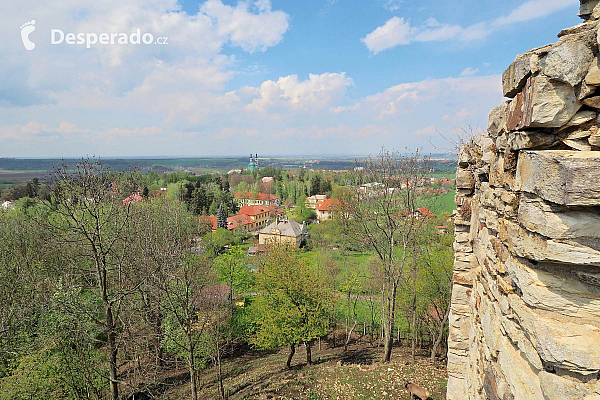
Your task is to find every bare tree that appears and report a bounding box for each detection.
[31,158,140,400]
[158,253,216,400]
[342,148,430,362]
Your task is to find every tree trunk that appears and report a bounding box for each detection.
[154,308,164,367]
[216,330,225,399]
[189,365,198,400]
[344,319,358,353]
[382,280,397,363]
[104,295,119,400]
[188,338,198,400]
[305,341,312,365]
[411,266,418,363]
[431,303,451,362]
[286,344,296,369]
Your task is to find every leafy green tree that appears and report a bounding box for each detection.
[213,246,254,304]
[203,228,235,258]
[251,244,332,368]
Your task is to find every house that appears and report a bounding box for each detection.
[206,214,260,232]
[238,205,272,227]
[258,216,308,247]
[261,176,274,183]
[123,193,143,205]
[234,192,280,207]
[247,243,267,256]
[204,204,285,233]
[401,207,435,219]
[315,198,342,222]
[305,194,327,209]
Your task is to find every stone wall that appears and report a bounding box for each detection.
[447,2,600,399]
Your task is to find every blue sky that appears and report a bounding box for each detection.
[0,0,580,157]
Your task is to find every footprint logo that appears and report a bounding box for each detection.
[20,20,36,50]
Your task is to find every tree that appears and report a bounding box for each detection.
[309,174,321,196]
[217,203,228,230]
[213,246,254,306]
[341,148,430,362]
[159,254,217,400]
[30,158,139,400]
[251,244,332,368]
[319,178,332,195]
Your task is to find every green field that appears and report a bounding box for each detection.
[419,190,456,216]
[428,172,456,179]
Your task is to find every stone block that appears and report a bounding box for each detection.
[518,195,600,240]
[499,218,600,266]
[538,38,594,87]
[502,54,534,98]
[515,150,600,206]
[507,75,581,130]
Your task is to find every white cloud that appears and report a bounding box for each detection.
[0,0,290,109]
[492,0,577,27]
[455,107,474,118]
[330,103,361,114]
[384,0,403,12]
[245,73,354,113]
[362,0,576,54]
[200,0,289,53]
[270,124,390,139]
[460,67,479,76]
[362,17,484,54]
[361,17,412,54]
[363,75,502,122]
[414,124,437,136]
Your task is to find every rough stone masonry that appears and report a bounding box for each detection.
[447,1,600,399]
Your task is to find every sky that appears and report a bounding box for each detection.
[0,0,581,157]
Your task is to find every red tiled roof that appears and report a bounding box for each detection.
[239,205,270,216]
[204,214,256,231]
[234,192,279,201]
[228,214,254,230]
[316,198,342,211]
[123,193,143,205]
[267,204,285,215]
[417,207,435,217]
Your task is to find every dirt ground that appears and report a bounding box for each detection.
[159,334,448,400]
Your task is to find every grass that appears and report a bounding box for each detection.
[428,172,456,179]
[418,190,456,216]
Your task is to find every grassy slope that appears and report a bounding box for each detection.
[419,190,456,216]
[164,336,447,399]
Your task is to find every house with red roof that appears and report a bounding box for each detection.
[234,192,280,207]
[315,198,342,222]
[123,193,143,205]
[238,205,271,226]
[203,203,285,233]
[401,206,435,219]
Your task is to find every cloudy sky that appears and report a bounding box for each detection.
[0,0,580,157]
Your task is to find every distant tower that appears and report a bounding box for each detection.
[248,153,258,171]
